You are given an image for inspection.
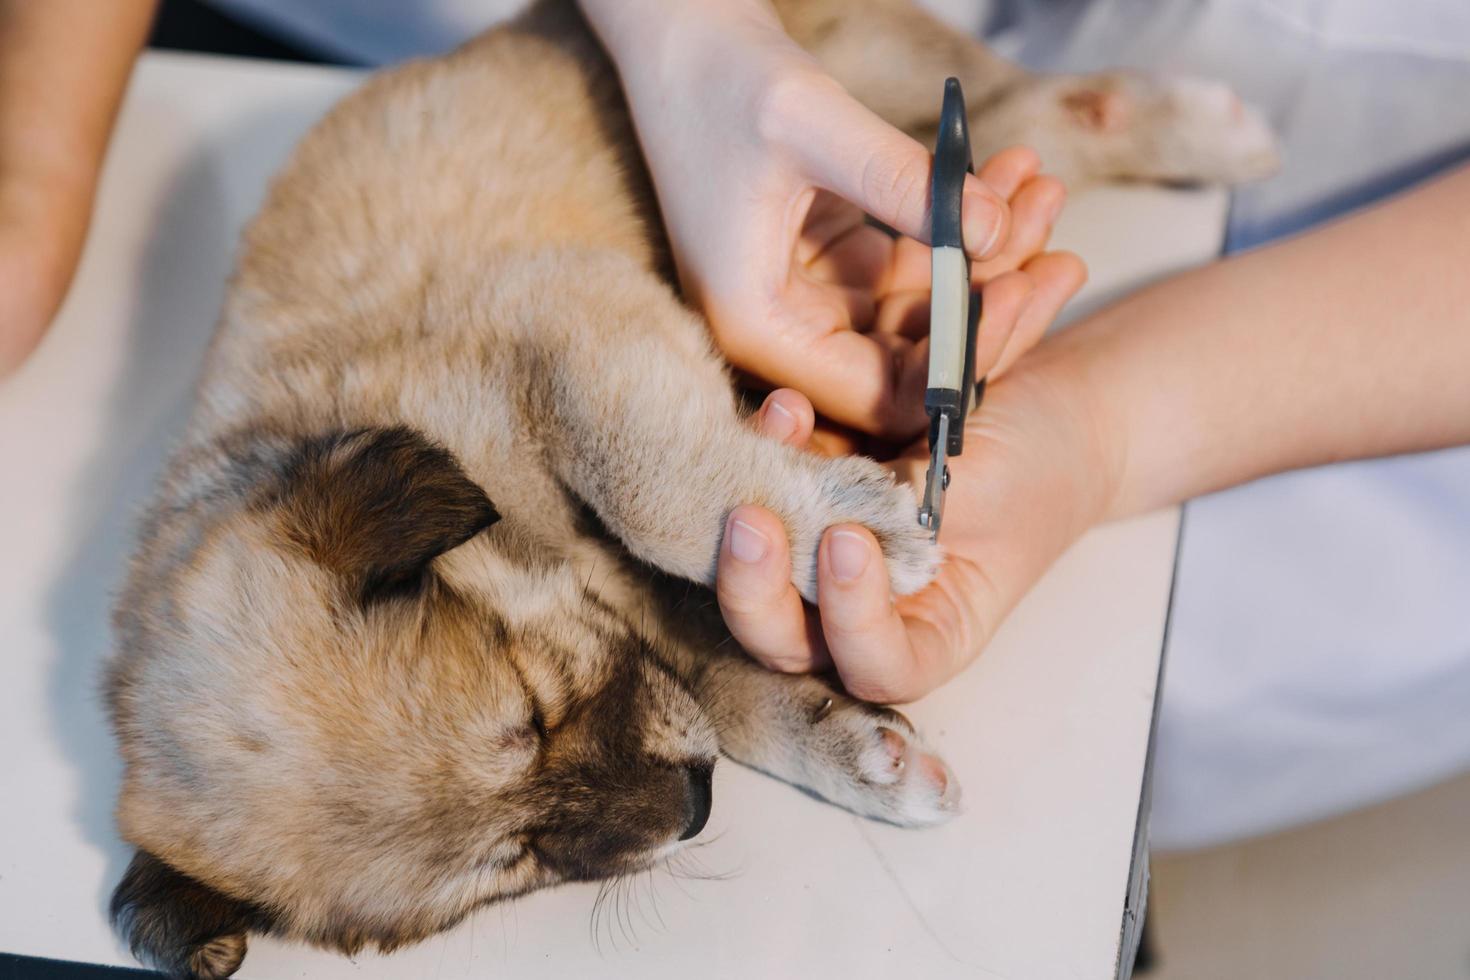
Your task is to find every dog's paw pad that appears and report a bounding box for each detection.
[830,706,960,827]
[876,727,907,777]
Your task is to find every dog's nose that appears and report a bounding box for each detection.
[679,763,713,841]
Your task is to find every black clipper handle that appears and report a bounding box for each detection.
[926,77,983,457]
[930,78,972,251]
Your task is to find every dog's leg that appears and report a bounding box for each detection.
[945,70,1281,187]
[514,250,938,600]
[639,594,956,828]
[777,0,1278,187]
[691,651,959,826]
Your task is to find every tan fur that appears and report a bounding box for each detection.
[106,3,1275,977]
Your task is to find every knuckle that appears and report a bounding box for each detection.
[859,151,929,222]
[756,649,815,674]
[1036,173,1067,200]
[844,673,913,705]
[831,602,889,636]
[718,585,783,619]
[753,65,836,147]
[1008,144,1042,171]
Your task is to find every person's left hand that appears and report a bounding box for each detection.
[720,255,1095,703]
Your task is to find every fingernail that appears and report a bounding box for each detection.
[728,519,769,564]
[963,194,1004,259]
[763,399,797,442]
[828,529,872,583]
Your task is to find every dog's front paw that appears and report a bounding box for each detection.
[1155,77,1280,184]
[782,453,941,602]
[1038,72,1280,187]
[806,697,960,828]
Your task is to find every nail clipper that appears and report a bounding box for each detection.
[917,77,984,541]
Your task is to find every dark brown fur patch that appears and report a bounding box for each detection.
[110,850,270,980]
[274,427,499,601]
[526,648,711,879]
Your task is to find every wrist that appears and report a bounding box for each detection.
[581,0,821,143]
[581,0,786,77]
[1011,335,1130,533]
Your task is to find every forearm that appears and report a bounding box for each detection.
[1051,164,1470,519]
[577,0,802,167]
[0,0,154,183]
[0,0,156,372]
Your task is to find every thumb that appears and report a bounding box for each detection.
[792,90,1009,259]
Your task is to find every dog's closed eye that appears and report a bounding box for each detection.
[529,703,550,741]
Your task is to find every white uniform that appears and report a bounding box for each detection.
[976,0,1470,850]
[206,0,1470,850]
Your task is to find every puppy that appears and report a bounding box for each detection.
[105,2,1275,977]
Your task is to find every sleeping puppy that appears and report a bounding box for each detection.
[105,1,1276,977]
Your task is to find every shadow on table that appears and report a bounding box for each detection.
[42,95,339,942]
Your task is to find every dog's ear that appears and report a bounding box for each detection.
[110,850,268,980]
[276,426,500,601]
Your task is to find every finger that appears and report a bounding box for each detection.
[722,277,931,437]
[990,251,1088,379]
[781,266,878,336]
[969,270,1035,382]
[865,263,1043,401]
[887,561,995,701]
[816,524,939,703]
[807,418,862,458]
[751,388,816,447]
[820,520,1013,703]
[718,506,830,673]
[869,150,1044,304]
[871,287,930,339]
[883,234,934,296]
[834,281,878,332]
[974,145,1042,200]
[862,326,920,375]
[880,170,1062,303]
[805,221,898,293]
[972,175,1067,283]
[795,190,869,266]
[786,88,1010,260]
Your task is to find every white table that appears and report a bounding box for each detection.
[0,52,1225,980]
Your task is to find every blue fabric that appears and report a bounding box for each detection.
[1227,137,1470,250]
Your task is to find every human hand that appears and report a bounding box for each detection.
[0,170,94,374]
[585,0,1067,437]
[721,256,1099,703]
